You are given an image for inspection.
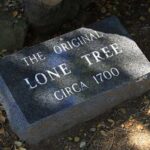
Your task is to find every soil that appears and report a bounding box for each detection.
[0,0,150,150]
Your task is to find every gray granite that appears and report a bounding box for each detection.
[0,16,150,144]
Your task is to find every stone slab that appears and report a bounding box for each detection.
[0,16,150,144]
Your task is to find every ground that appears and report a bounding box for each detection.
[0,0,150,150]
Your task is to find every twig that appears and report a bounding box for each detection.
[107,130,115,150]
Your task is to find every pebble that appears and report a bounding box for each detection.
[90,128,96,132]
[67,137,73,141]
[136,124,144,130]
[147,109,150,115]
[74,136,80,142]
[14,141,22,147]
[139,16,146,21]
[80,141,86,148]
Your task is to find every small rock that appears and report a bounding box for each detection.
[80,141,86,148]
[74,136,80,142]
[14,141,22,147]
[90,128,96,132]
[147,109,150,115]
[121,124,125,128]
[139,16,146,21]
[136,124,144,130]
[67,137,73,141]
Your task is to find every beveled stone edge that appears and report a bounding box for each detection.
[19,73,150,144]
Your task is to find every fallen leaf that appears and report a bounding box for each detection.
[124,121,133,129]
[0,112,6,123]
[100,130,107,136]
[0,128,5,135]
[12,11,18,17]
[108,119,115,127]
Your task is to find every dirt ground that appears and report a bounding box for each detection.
[0,0,150,150]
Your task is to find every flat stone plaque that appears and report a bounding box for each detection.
[0,16,150,144]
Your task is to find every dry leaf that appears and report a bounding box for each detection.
[124,121,133,129]
[100,130,107,136]
[96,122,106,128]
[108,119,115,127]
[0,113,6,123]
[0,128,5,135]
[12,11,18,17]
